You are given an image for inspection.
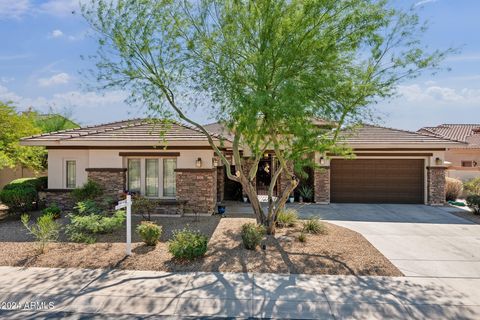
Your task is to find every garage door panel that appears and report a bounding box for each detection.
[331,159,424,204]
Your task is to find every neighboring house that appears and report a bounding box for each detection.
[20,119,463,213]
[418,124,480,181]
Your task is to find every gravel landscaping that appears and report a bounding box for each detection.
[0,213,402,276]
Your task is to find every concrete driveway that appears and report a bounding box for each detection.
[296,203,480,278]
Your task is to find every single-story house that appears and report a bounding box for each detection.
[418,124,480,181]
[20,119,464,213]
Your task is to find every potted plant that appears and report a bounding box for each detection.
[243,196,248,203]
[217,203,226,216]
[298,186,313,203]
[289,195,294,203]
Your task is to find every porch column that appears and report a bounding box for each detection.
[427,166,446,206]
[314,166,330,204]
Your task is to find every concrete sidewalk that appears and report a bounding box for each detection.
[0,267,479,319]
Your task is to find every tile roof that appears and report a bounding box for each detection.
[21,119,221,143]
[418,124,480,147]
[339,124,465,147]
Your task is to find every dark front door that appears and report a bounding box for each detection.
[330,159,425,204]
[256,156,277,196]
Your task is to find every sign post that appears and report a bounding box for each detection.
[115,194,132,256]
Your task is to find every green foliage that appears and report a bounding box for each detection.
[0,186,37,213]
[21,213,60,253]
[303,218,326,235]
[71,180,103,202]
[445,177,463,201]
[241,223,265,250]
[42,204,61,220]
[298,186,313,202]
[298,232,307,243]
[464,178,480,196]
[66,210,125,243]
[32,112,79,133]
[137,221,162,246]
[3,177,47,191]
[466,195,480,215]
[276,209,299,228]
[74,200,101,215]
[0,102,45,171]
[132,195,156,220]
[168,228,208,260]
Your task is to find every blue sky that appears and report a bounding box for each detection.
[0,0,479,130]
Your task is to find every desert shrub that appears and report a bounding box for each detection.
[3,177,47,191]
[71,180,103,202]
[65,210,125,243]
[464,178,480,196]
[168,228,208,260]
[466,195,480,214]
[298,232,307,243]
[42,203,61,219]
[445,177,463,201]
[0,186,37,212]
[21,213,60,253]
[276,209,299,228]
[137,221,162,246]
[303,218,326,234]
[241,223,265,250]
[298,186,313,202]
[132,195,156,220]
[74,200,101,215]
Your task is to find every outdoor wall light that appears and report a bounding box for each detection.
[212,158,219,167]
[320,156,325,165]
[196,157,202,167]
[435,157,442,165]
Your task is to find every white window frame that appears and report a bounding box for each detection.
[124,157,177,199]
[64,159,77,189]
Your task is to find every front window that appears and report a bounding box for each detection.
[66,160,76,189]
[128,159,141,193]
[145,159,159,197]
[462,161,473,167]
[163,158,176,197]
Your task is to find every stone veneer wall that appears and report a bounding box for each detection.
[278,161,294,198]
[427,166,446,206]
[314,167,330,204]
[216,166,225,202]
[85,168,127,201]
[38,190,74,210]
[175,168,217,213]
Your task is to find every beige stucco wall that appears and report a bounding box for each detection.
[47,148,215,189]
[445,148,480,181]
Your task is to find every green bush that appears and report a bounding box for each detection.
[0,186,37,212]
[464,178,480,196]
[71,180,103,202]
[66,210,125,243]
[74,200,101,215]
[276,209,299,228]
[137,221,162,246]
[241,223,265,250]
[168,228,208,260]
[132,195,156,220]
[445,177,463,201]
[466,195,480,215]
[21,213,60,253]
[298,232,307,243]
[3,177,47,191]
[302,217,326,234]
[42,203,61,219]
[298,185,313,202]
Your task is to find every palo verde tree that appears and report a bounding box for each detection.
[82,0,450,234]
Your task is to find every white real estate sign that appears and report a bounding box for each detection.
[115,195,132,256]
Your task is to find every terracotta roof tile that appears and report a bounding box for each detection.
[418,124,480,147]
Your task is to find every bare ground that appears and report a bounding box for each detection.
[0,214,401,276]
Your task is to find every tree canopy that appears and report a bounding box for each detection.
[82,0,450,232]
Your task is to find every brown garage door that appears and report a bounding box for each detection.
[331,159,425,204]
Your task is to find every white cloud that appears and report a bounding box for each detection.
[0,84,128,112]
[414,0,439,7]
[398,84,480,104]
[37,73,71,87]
[50,29,64,38]
[39,0,80,17]
[0,0,30,19]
